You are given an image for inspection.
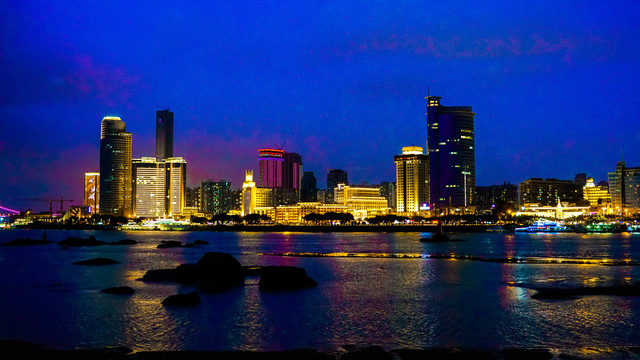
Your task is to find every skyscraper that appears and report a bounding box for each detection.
[301,171,317,202]
[99,116,132,216]
[132,157,166,218]
[608,157,640,212]
[156,109,174,161]
[165,157,187,217]
[83,172,100,214]
[258,149,284,188]
[394,146,429,213]
[200,180,232,215]
[327,169,348,203]
[426,96,475,210]
[283,152,303,191]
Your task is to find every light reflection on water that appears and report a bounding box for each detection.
[0,229,639,351]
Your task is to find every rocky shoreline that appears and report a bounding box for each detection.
[2,342,640,360]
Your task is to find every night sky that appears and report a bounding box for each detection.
[1,1,639,212]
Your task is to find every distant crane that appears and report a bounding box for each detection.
[20,197,74,214]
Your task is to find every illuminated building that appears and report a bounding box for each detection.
[334,184,389,216]
[380,181,397,211]
[258,149,284,188]
[156,109,174,161]
[83,172,100,214]
[426,96,475,211]
[475,183,518,210]
[242,170,273,216]
[283,152,303,191]
[252,202,350,224]
[301,171,317,202]
[583,178,611,207]
[394,146,429,213]
[519,178,580,207]
[164,157,186,217]
[132,157,165,218]
[200,180,231,215]
[327,169,348,203]
[608,157,640,212]
[99,116,132,216]
[186,186,200,209]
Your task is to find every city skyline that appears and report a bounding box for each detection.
[2,1,640,212]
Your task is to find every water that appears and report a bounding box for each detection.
[0,229,639,352]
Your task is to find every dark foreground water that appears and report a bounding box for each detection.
[0,230,639,354]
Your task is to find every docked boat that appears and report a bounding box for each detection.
[515,219,571,233]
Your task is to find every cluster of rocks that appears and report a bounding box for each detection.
[140,252,317,306]
[1,238,52,246]
[157,240,209,249]
[57,236,138,247]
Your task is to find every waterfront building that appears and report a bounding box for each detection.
[99,116,132,216]
[334,184,389,220]
[186,186,200,209]
[231,189,243,211]
[156,109,174,161]
[475,182,518,210]
[608,157,640,213]
[83,172,100,214]
[516,201,589,220]
[283,152,303,191]
[258,149,284,188]
[242,170,273,216]
[380,181,397,211]
[164,157,186,217]
[394,146,429,213]
[583,178,611,207]
[200,180,231,215]
[426,96,475,211]
[519,178,580,207]
[132,157,166,218]
[327,169,348,203]
[301,171,317,202]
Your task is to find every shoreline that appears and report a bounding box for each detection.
[3,341,640,360]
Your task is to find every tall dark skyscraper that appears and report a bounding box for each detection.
[156,109,174,161]
[99,116,132,216]
[426,96,475,210]
[301,171,317,202]
[327,169,348,203]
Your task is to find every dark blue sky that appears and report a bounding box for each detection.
[1,1,639,211]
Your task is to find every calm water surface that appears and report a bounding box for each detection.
[0,229,639,352]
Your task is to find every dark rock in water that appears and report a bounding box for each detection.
[532,284,640,300]
[157,240,182,249]
[111,239,138,245]
[73,258,120,265]
[59,236,107,246]
[342,346,392,360]
[2,238,52,246]
[502,348,554,360]
[192,240,209,245]
[141,269,180,282]
[175,263,198,283]
[195,252,244,287]
[259,266,318,291]
[162,292,201,306]
[101,286,135,294]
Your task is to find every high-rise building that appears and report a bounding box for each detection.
[200,180,232,215]
[519,178,580,206]
[394,146,429,213]
[327,169,348,203]
[156,110,174,161]
[258,149,284,188]
[242,170,273,216]
[475,182,519,210]
[186,186,201,209]
[83,172,100,214]
[165,157,187,217]
[608,157,640,212]
[380,181,397,211]
[301,171,317,202]
[132,157,166,218]
[426,96,475,210]
[283,152,303,191]
[99,116,132,216]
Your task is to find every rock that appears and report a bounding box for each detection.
[141,269,180,282]
[162,292,201,306]
[342,346,392,360]
[258,266,317,291]
[502,349,554,360]
[175,263,198,283]
[2,238,52,246]
[157,240,182,249]
[73,257,120,265]
[101,286,135,294]
[58,236,107,246]
[111,239,138,245]
[195,252,244,287]
[192,240,209,245]
[532,284,640,300]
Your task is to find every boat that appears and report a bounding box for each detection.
[583,223,626,233]
[515,219,571,233]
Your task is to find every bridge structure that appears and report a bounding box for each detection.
[0,204,20,216]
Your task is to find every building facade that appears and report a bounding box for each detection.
[475,182,519,210]
[380,181,397,211]
[258,149,284,188]
[519,178,580,207]
[327,169,348,204]
[200,181,232,215]
[583,177,611,207]
[164,157,186,217]
[608,159,640,213]
[132,157,166,218]
[99,116,132,216]
[83,172,100,214]
[394,146,429,213]
[301,171,317,202]
[156,109,174,161]
[426,96,475,211]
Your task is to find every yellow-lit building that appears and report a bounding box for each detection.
[242,170,273,216]
[83,172,100,214]
[583,177,611,206]
[394,146,429,214]
[165,157,187,217]
[132,157,165,218]
[252,202,350,224]
[334,184,389,214]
